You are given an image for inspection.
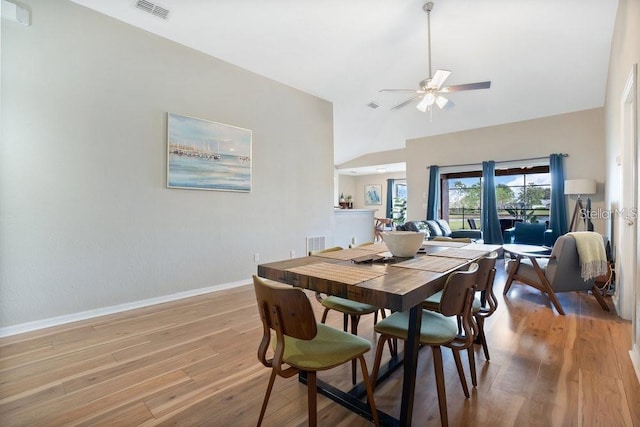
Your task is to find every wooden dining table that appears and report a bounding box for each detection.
[257,242,497,426]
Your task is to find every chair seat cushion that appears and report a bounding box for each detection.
[322,295,379,314]
[374,309,457,345]
[282,323,371,370]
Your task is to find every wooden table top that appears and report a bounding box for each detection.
[257,245,492,312]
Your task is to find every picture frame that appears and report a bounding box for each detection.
[167,113,252,192]
[364,184,382,205]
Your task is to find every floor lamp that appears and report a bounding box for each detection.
[565,179,597,232]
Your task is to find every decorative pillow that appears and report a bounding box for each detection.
[404,221,420,232]
[425,220,444,237]
[436,219,453,236]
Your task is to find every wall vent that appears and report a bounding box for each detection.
[135,0,170,20]
[306,236,326,254]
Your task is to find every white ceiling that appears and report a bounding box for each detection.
[338,162,407,177]
[70,0,618,167]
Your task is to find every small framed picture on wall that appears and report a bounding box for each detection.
[364,184,382,205]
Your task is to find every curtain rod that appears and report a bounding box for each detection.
[426,153,568,169]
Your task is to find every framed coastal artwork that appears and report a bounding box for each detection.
[364,184,382,205]
[167,113,252,192]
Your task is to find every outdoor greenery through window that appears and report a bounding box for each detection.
[443,166,551,231]
[392,181,407,226]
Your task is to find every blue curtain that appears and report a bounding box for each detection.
[386,178,395,219]
[549,153,568,239]
[481,161,503,244]
[426,166,439,220]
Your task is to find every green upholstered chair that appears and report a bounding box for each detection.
[252,275,380,427]
[370,264,479,427]
[310,246,391,384]
[423,252,498,387]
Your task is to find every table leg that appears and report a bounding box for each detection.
[399,304,422,426]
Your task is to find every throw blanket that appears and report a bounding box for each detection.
[568,232,608,280]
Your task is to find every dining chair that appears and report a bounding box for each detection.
[252,275,380,427]
[422,253,497,388]
[374,217,393,242]
[370,263,479,427]
[310,246,391,384]
[471,252,498,363]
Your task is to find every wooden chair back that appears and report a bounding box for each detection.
[475,252,499,319]
[439,263,479,350]
[474,252,498,292]
[374,218,393,240]
[253,275,317,374]
[374,217,393,228]
[439,263,478,317]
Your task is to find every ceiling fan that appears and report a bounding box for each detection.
[380,1,491,113]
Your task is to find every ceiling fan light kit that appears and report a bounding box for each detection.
[379,1,491,114]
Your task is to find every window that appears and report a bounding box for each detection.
[395,182,407,199]
[441,166,550,230]
[392,180,407,225]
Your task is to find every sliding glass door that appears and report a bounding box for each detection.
[442,166,550,231]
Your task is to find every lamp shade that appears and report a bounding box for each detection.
[564,179,596,196]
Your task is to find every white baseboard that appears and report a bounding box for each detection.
[0,279,250,338]
[631,344,640,385]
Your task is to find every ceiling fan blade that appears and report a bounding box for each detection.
[435,95,450,109]
[440,81,491,93]
[379,89,422,93]
[391,95,422,110]
[427,69,451,89]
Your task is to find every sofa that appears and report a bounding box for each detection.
[396,219,483,242]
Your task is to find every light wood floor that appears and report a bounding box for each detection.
[1,260,639,426]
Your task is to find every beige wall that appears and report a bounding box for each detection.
[405,108,606,234]
[338,173,406,216]
[0,0,334,330]
[336,148,406,170]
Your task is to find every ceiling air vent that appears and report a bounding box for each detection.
[135,0,170,20]
[366,101,380,109]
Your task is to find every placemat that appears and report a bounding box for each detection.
[429,247,489,259]
[392,256,468,273]
[286,262,386,285]
[312,245,387,260]
[356,242,388,253]
[421,240,469,248]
